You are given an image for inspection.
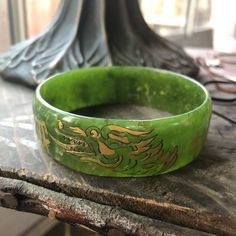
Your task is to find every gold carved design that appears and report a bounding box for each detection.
[98,140,115,156]
[108,133,129,143]
[35,119,50,152]
[36,119,178,172]
[69,126,86,136]
[80,155,123,168]
[107,125,150,136]
[57,120,63,129]
[131,137,155,155]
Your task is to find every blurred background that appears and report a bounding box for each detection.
[0,0,235,235]
[0,0,236,53]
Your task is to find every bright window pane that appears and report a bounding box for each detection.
[0,0,10,52]
[25,0,60,37]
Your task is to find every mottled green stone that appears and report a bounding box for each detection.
[33,67,212,177]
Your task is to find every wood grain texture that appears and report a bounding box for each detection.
[0,177,214,236]
[0,73,235,235]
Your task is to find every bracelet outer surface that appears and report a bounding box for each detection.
[33,67,212,177]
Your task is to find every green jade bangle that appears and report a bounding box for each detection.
[33,67,212,177]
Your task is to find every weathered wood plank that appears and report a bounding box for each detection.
[0,177,214,236]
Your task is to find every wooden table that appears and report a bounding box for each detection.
[0,56,236,235]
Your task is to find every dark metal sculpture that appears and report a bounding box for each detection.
[0,0,199,87]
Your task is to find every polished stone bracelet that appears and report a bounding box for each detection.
[33,67,211,177]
